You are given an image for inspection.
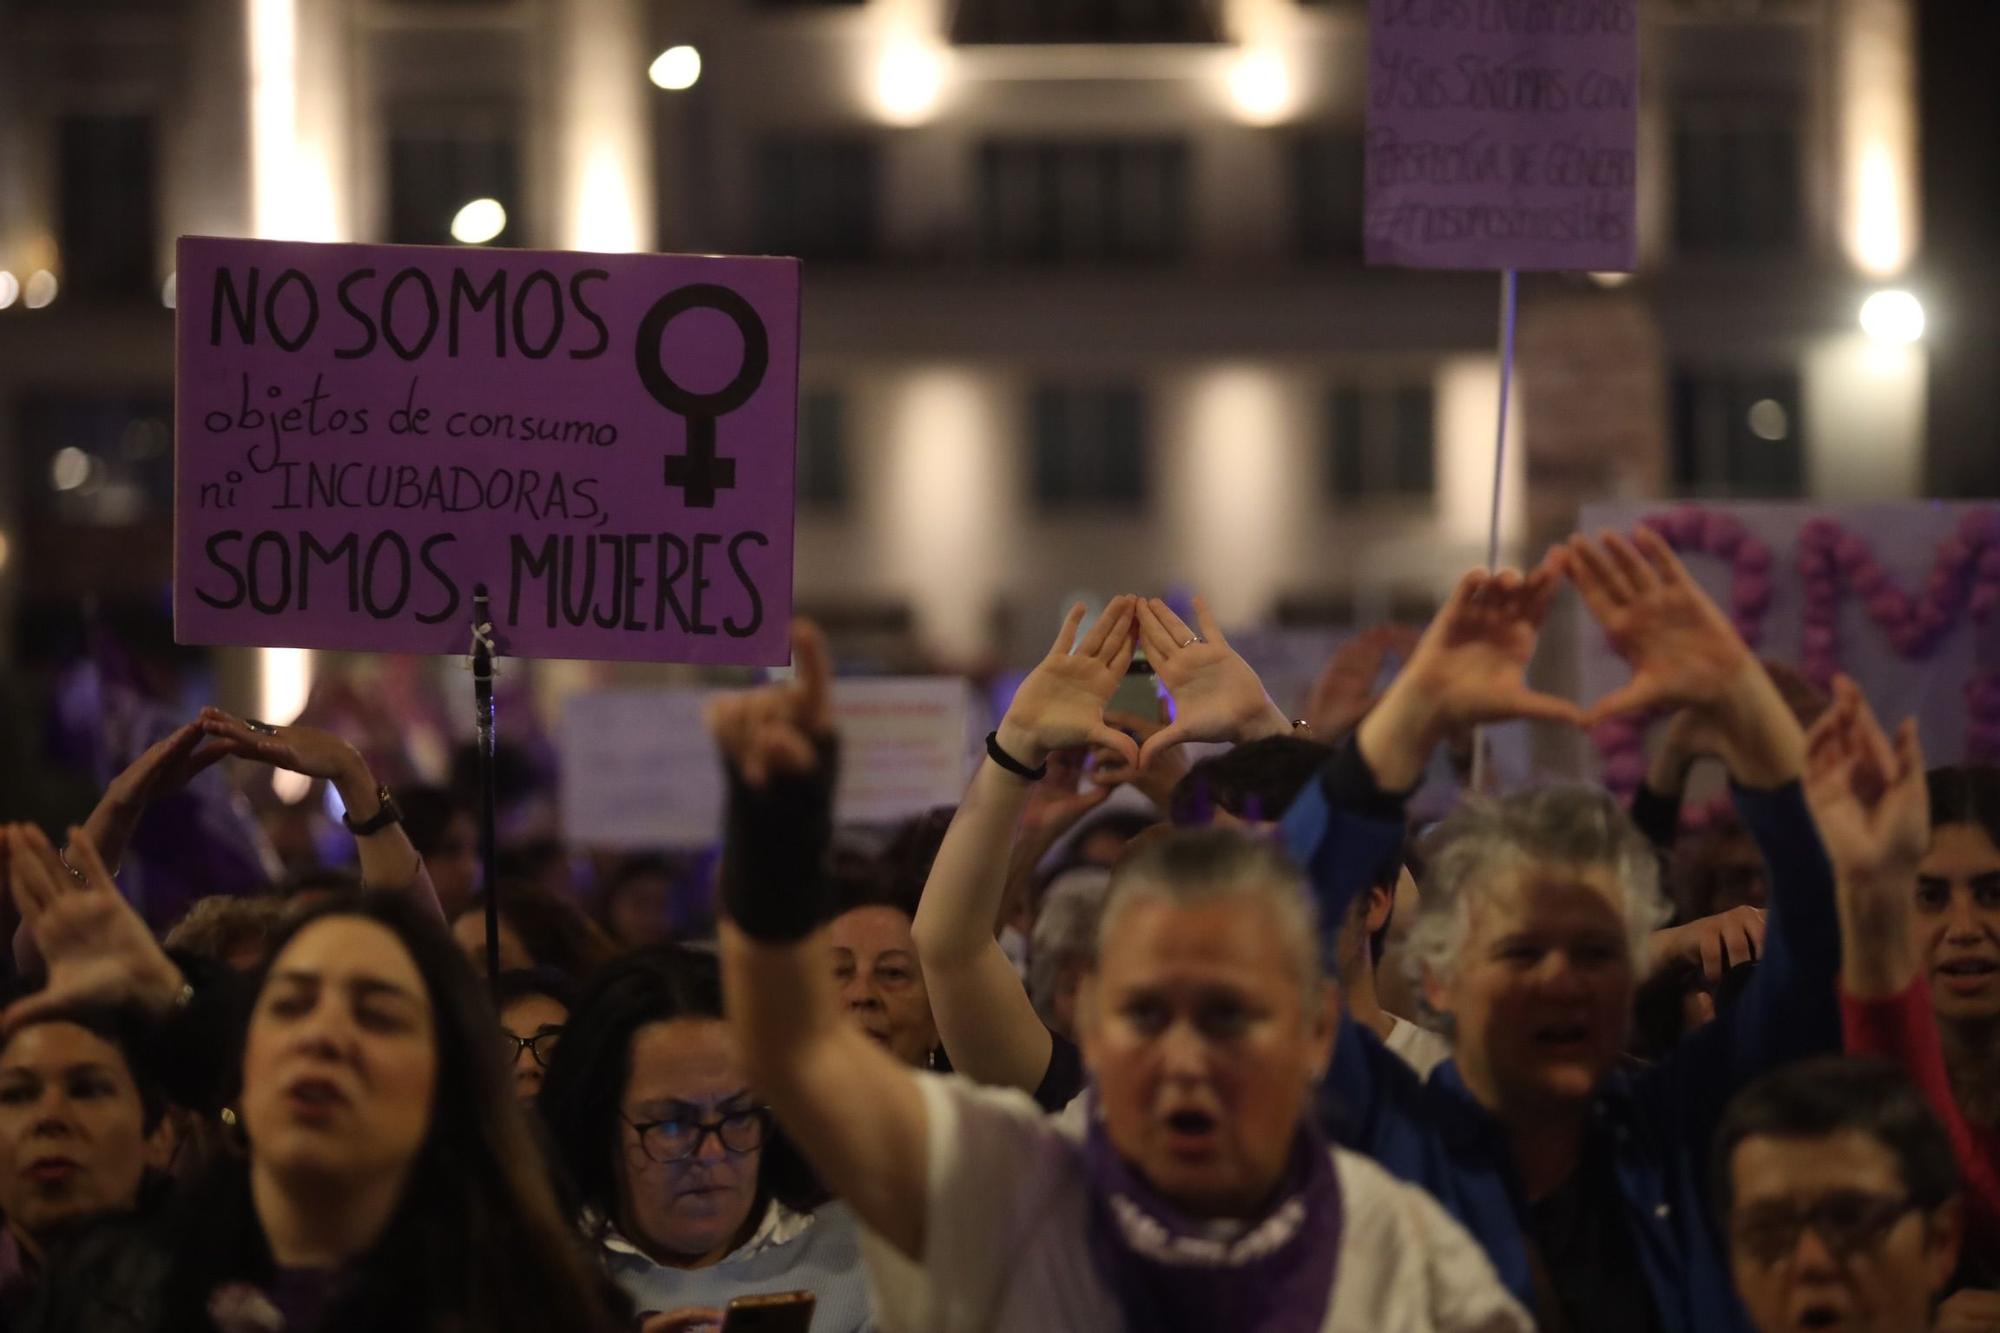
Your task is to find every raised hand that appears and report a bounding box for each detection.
[1568,528,1753,724]
[1131,596,1289,769]
[705,619,836,789]
[1648,905,1766,983]
[3,825,187,1025]
[1801,676,1927,886]
[993,598,1141,772]
[1358,556,1579,792]
[1306,624,1422,739]
[197,708,372,787]
[81,721,240,876]
[1090,710,1194,811]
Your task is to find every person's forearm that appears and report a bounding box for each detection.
[912,754,1057,1093]
[913,759,1035,967]
[78,787,145,877]
[1837,871,1919,999]
[1354,683,1436,795]
[332,763,440,921]
[722,923,928,1258]
[1709,661,1806,790]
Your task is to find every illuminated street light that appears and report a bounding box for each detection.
[450,198,508,245]
[649,45,701,91]
[1858,289,1924,343]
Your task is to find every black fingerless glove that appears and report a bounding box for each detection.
[719,735,841,942]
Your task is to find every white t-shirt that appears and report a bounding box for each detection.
[860,1075,1531,1333]
[1384,1015,1454,1082]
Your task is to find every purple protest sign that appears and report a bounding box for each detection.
[173,236,798,665]
[1364,0,1638,272]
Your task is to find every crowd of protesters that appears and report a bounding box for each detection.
[0,529,1995,1332]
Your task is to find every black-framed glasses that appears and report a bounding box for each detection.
[500,1026,564,1069]
[624,1106,771,1164]
[1732,1191,1917,1264]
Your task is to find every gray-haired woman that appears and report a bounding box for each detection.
[1284,531,1841,1333]
[704,615,1530,1333]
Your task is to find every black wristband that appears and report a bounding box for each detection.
[985,731,1048,782]
[719,736,840,942]
[1321,734,1417,824]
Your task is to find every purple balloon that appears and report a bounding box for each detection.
[1940,536,1973,572]
[1803,625,1836,655]
[1980,547,2000,581]
[1801,517,1842,549]
[1967,676,2000,714]
[1851,562,1888,595]
[1835,534,1872,572]
[1702,512,1745,557]
[1733,575,1773,615]
[1972,585,2000,622]
[1958,509,2000,548]
[1735,539,1773,575]
[1798,548,1832,579]
[1803,653,1839,687]
[1867,590,1910,624]
[1891,625,1927,657]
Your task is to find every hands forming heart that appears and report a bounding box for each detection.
[994,526,1802,800]
[1357,527,1801,791]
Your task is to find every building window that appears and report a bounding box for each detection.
[1327,383,1435,503]
[953,0,1218,43]
[57,115,157,301]
[1030,383,1147,511]
[756,139,879,262]
[796,388,848,510]
[1671,368,1803,496]
[1292,131,1366,262]
[16,394,174,526]
[1671,93,1803,255]
[978,140,1189,265]
[385,103,521,247]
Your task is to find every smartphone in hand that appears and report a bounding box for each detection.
[721,1291,816,1333]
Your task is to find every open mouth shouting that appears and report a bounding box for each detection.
[1160,1106,1222,1158]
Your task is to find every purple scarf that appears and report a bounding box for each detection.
[1080,1099,1343,1333]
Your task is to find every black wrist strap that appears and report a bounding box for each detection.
[720,736,840,942]
[985,731,1048,782]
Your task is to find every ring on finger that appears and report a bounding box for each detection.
[245,719,280,736]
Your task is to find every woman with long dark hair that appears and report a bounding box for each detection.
[2,822,622,1333]
[538,946,871,1332]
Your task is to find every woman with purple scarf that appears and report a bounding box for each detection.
[707,613,1531,1333]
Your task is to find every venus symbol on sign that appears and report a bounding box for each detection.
[634,284,770,508]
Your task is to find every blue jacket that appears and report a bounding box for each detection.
[1281,746,1842,1333]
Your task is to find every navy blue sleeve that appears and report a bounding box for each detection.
[1635,780,1843,1151]
[1280,738,1411,1141]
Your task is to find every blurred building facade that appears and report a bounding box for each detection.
[0,0,1927,688]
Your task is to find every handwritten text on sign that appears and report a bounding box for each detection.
[173,236,800,665]
[1364,0,1639,272]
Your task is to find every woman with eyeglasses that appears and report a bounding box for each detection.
[538,946,873,1333]
[495,968,576,1102]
